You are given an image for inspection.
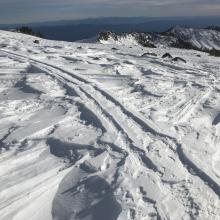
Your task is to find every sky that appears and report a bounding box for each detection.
[0,0,220,24]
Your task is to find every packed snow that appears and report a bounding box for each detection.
[0,30,220,220]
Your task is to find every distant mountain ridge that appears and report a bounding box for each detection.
[98,26,220,52]
[1,16,220,42]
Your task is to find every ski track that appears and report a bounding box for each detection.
[0,31,220,220]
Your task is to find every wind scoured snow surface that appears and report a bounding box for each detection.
[0,30,220,220]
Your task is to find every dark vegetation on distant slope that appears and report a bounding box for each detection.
[209,49,220,57]
[135,33,157,48]
[98,26,220,56]
[98,31,156,48]
[206,26,220,32]
[16,26,43,38]
[98,31,118,41]
[161,27,213,52]
[98,29,199,50]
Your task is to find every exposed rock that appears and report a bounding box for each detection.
[162,53,173,59]
[135,33,157,48]
[0,43,7,48]
[141,52,157,57]
[172,57,187,63]
[33,40,39,44]
[98,31,118,41]
[93,57,100,60]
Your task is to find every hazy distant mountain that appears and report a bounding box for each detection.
[1,16,220,42]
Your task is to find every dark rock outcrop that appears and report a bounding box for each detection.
[172,57,187,63]
[33,40,39,44]
[162,53,173,59]
[141,52,157,57]
[135,33,156,48]
[98,31,118,41]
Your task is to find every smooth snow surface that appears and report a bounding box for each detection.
[0,30,220,220]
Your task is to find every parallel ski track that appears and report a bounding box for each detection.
[1,49,220,199]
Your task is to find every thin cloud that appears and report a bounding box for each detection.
[0,0,219,24]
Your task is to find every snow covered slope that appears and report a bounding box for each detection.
[0,30,220,220]
[168,26,220,50]
[98,26,220,51]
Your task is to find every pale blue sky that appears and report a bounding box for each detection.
[0,0,220,24]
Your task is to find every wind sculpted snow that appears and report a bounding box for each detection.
[0,30,220,220]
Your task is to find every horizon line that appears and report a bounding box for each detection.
[1,15,220,26]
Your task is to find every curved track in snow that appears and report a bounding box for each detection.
[0,30,220,220]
